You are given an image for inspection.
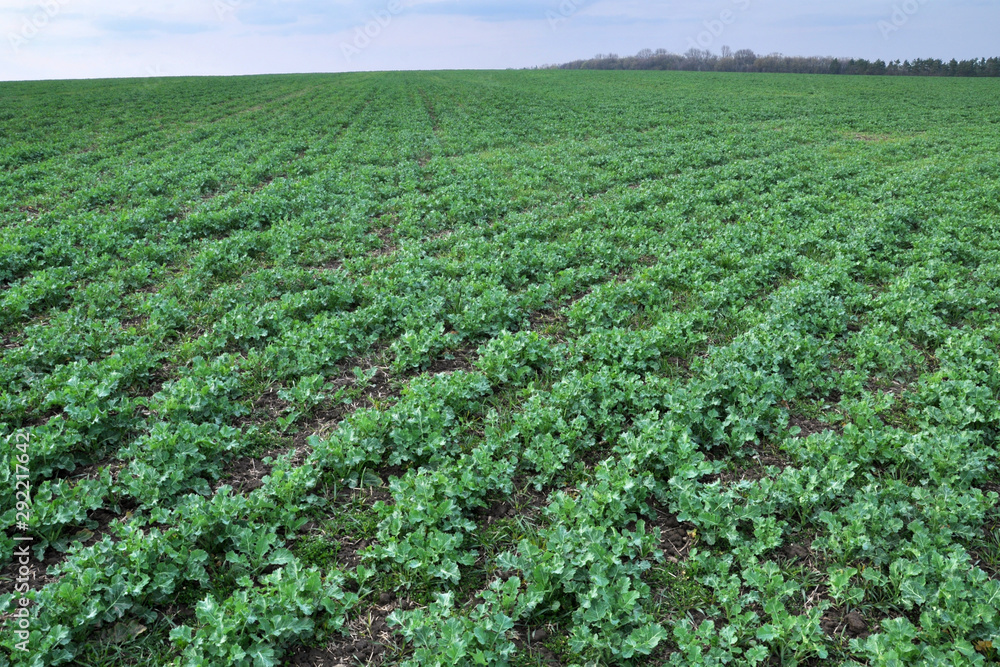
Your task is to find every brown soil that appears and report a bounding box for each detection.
[420,346,478,376]
[137,363,175,400]
[707,440,792,486]
[787,414,839,438]
[368,228,397,259]
[508,476,553,523]
[62,458,125,484]
[221,351,400,493]
[120,315,148,331]
[853,133,892,143]
[313,259,343,273]
[0,542,62,596]
[510,625,564,665]
[528,287,595,334]
[821,607,872,640]
[0,503,131,596]
[472,499,514,527]
[282,594,416,666]
[2,331,21,350]
[417,89,441,135]
[222,456,273,494]
[292,486,394,572]
[647,499,696,560]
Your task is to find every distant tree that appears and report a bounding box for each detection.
[716,56,736,72]
[545,47,999,77]
[957,59,976,76]
[684,48,714,71]
[733,49,757,72]
[848,58,872,75]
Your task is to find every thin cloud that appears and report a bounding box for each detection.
[97,17,217,35]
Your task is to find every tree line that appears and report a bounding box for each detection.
[538,48,1000,77]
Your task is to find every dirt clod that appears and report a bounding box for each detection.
[846,611,867,634]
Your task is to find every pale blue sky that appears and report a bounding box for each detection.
[1,0,997,81]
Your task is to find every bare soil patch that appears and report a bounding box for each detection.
[821,607,872,640]
[282,594,415,666]
[788,414,840,438]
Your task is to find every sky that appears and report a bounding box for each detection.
[1,0,997,81]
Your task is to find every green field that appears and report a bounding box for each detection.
[2,70,1000,666]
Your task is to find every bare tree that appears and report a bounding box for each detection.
[549,47,999,77]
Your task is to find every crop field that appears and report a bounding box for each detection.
[1,70,999,666]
